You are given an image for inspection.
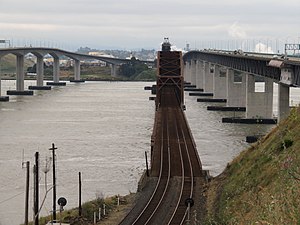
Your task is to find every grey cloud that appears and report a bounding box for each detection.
[0,0,299,49]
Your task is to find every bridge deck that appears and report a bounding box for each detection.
[119,86,204,225]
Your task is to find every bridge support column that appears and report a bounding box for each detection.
[16,55,25,91]
[190,60,197,86]
[36,56,44,86]
[0,59,9,101]
[46,57,66,86]
[110,64,119,77]
[29,56,52,90]
[226,69,246,107]
[184,62,191,83]
[70,59,85,83]
[278,83,290,121]
[7,55,33,95]
[246,74,273,119]
[53,57,60,83]
[74,59,81,80]
[213,65,227,100]
[195,60,204,90]
[203,62,213,93]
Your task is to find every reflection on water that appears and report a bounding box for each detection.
[0,80,300,224]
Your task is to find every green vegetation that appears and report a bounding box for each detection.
[0,54,34,74]
[206,107,300,224]
[25,194,135,225]
[118,57,156,81]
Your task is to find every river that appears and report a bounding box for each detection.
[0,80,299,225]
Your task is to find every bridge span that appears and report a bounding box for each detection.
[0,47,154,100]
[184,50,300,122]
[119,40,205,225]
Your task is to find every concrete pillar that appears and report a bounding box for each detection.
[183,62,188,82]
[195,60,204,89]
[278,83,290,121]
[226,69,246,107]
[16,55,25,91]
[74,59,81,80]
[36,56,44,86]
[246,74,273,118]
[190,60,197,86]
[111,64,119,77]
[53,57,60,83]
[213,65,227,99]
[203,62,213,93]
[184,62,192,83]
[0,57,2,96]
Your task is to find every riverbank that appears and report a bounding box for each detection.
[24,193,136,225]
[205,107,300,224]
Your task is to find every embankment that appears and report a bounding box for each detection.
[205,107,300,224]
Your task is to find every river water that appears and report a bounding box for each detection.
[0,80,299,225]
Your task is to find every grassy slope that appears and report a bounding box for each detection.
[206,107,300,224]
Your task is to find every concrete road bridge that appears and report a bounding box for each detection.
[183,50,300,122]
[0,47,154,100]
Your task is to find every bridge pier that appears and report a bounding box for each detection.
[29,55,52,90]
[7,54,34,96]
[212,65,227,100]
[203,62,213,93]
[184,61,192,84]
[278,83,290,121]
[223,74,276,123]
[36,56,44,86]
[0,57,9,101]
[47,57,66,86]
[226,69,246,108]
[195,60,204,90]
[190,60,197,86]
[16,55,24,91]
[74,59,81,80]
[70,59,85,83]
[246,74,274,119]
[53,57,60,83]
[110,64,120,77]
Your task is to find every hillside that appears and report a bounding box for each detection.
[206,107,300,224]
[0,54,34,74]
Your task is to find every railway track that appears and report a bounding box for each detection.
[119,87,202,225]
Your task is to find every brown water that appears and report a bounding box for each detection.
[0,80,299,225]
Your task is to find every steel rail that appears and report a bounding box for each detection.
[179,124,194,225]
[166,115,186,225]
[143,110,172,224]
[132,107,171,225]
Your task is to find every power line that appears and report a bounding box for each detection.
[0,190,25,205]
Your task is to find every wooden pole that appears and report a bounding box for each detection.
[34,152,39,225]
[49,143,57,221]
[79,172,82,216]
[24,161,30,225]
[145,151,149,177]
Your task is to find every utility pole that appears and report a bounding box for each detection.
[145,151,149,177]
[24,161,30,225]
[79,172,82,216]
[34,152,39,225]
[49,143,57,221]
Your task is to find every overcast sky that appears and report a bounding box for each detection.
[0,0,299,51]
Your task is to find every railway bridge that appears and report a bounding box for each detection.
[119,39,206,225]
